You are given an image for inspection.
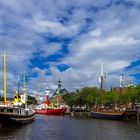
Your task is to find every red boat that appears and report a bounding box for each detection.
[35,81,67,116]
[35,108,66,116]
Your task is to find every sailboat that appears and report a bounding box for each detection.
[0,52,35,125]
[35,80,66,116]
[90,63,126,120]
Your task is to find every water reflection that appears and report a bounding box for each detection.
[0,115,140,140]
[0,122,32,140]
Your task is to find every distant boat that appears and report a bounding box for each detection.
[90,110,126,120]
[35,107,66,116]
[35,80,67,116]
[90,63,127,120]
[0,52,35,125]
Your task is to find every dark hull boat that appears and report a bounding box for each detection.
[0,51,35,126]
[91,110,126,120]
[35,108,66,116]
[90,64,128,120]
[0,105,35,125]
[0,113,35,124]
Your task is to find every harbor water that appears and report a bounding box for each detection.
[0,115,140,140]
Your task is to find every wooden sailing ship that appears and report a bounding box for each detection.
[0,52,35,125]
[90,63,127,120]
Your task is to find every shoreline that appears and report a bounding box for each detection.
[65,112,91,118]
[65,110,140,120]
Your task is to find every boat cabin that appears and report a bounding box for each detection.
[0,105,33,116]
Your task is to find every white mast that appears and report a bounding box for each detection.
[101,63,104,77]
[120,74,124,88]
[100,63,104,105]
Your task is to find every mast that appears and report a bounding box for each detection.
[100,76,103,105]
[18,75,20,95]
[100,63,106,105]
[3,51,7,104]
[23,71,27,94]
[38,82,40,104]
[23,71,27,105]
[119,74,124,94]
[100,63,104,105]
[56,95,59,108]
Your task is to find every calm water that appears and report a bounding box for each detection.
[0,115,140,140]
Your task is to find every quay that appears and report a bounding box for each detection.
[65,110,140,120]
[65,112,91,118]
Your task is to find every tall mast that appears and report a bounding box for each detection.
[38,82,40,104]
[100,63,104,105]
[23,71,26,94]
[3,51,7,104]
[23,71,27,105]
[119,74,124,94]
[18,75,20,94]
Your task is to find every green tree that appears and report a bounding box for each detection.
[102,91,118,106]
[0,95,3,101]
[63,84,140,109]
[63,87,100,108]
[27,95,37,105]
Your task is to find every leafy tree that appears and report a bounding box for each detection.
[27,95,37,105]
[103,91,118,106]
[0,95,3,101]
[63,87,100,108]
[63,84,140,110]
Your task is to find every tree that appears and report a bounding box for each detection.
[0,95,3,101]
[63,87,100,108]
[102,91,118,106]
[27,95,37,105]
[63,84,140,110]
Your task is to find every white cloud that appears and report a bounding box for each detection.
[31,16,80,37]
[42,43,62,56]
[89,29,102,37]
[0,0,140,95]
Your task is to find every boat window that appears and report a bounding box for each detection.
[26,111,28,115]
[0,109,4,112]
[4,109,7,112]
[14,109,19,114]
[17,110,19,114]
[9,109,13,113]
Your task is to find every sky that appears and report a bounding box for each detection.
[0,0,140,97]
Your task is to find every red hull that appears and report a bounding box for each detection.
[35,108,66,116]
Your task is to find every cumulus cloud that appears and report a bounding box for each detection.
[0,0,140,96]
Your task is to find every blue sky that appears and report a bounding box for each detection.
[0,0,140,96]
